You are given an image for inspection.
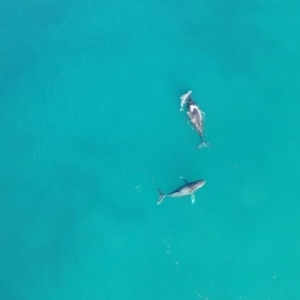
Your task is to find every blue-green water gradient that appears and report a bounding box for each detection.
[1,0,300,299]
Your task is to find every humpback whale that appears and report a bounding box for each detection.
[180,91,210,148]
[157,177,206,205]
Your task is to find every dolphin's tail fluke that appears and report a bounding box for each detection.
[197,142,211,149]
[157,188,166,205]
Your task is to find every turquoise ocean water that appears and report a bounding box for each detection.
[1,1,300,299]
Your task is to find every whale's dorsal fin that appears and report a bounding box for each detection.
[180,176,189,184]
[191,193,195,203]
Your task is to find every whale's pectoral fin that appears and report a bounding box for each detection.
[180,176,189,184]
[191,193,195,203]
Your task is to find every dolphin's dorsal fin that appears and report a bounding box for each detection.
[180,176,189,184]
[191,194,195,203]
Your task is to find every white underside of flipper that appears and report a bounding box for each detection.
[191,193,195,203]
[180,91,192,111]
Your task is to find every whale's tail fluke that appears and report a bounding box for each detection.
[197,142,211,149]
[157,188,166,205]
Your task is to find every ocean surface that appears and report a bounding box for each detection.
[1,0,300,299]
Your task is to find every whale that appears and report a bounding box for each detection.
[180,91,210,148]
[157,177,206,205]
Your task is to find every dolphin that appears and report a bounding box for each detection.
[180,91,210,149]
[157,177,206,205]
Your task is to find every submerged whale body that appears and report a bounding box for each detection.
[180,91,210,149]
[157,177,206,205]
